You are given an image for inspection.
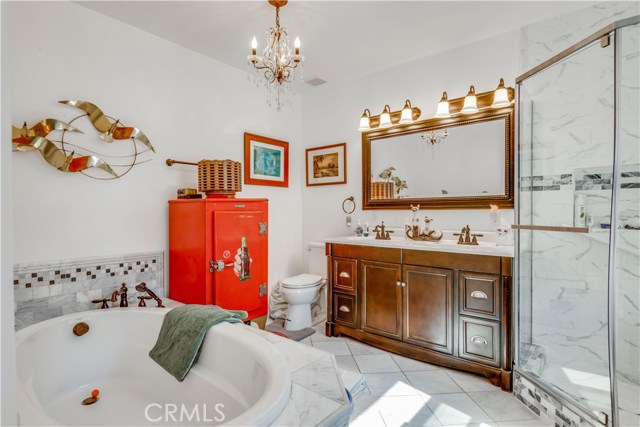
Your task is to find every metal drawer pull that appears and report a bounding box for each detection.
[470,291,488,299]
[339,272,351,279]
[396,281,401,287]
[471,335,488,345]
[401,282,406,287]
[339,305,351,313]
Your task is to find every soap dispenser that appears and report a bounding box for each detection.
[355,219,364,237]
[574,194,586,227]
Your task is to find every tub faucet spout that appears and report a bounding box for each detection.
[111,283,128,307]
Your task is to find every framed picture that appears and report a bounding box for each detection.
[244,132,289,187]
[306,142,347,186]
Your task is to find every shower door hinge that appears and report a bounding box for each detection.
[600,35,610,48]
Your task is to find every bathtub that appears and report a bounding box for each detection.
[16,306,291,426]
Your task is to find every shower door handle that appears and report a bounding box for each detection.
[511,224,589,233]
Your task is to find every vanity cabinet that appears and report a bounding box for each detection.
[326,243,513,391]
[403,265,454,355]
[361,261,402,340]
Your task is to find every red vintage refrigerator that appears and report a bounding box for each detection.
[168,198,268,321]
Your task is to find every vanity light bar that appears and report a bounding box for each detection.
[436,79,514,118]
[357,79,514,132]
[357,100,421,132]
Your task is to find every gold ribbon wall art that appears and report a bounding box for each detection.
[11,100,155,179]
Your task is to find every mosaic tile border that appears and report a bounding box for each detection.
[520,170,640,192]
[513,369,606,427]
[14,251,164,330]
[13,254,159,289]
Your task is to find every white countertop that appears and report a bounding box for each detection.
[325,234,514,258]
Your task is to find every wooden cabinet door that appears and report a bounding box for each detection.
[403,265,454,355]
[361,260,402,340]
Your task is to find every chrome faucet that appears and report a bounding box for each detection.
[453,225,483,245]
[373,221,394,240]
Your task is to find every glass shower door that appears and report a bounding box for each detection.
[613,22,640,427]
[517,35,615,420]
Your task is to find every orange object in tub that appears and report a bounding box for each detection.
[168,198,268,321]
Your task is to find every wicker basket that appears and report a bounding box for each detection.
[197,159,242,195]
[371,181,394,200]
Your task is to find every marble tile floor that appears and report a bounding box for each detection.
[301,325,550,427]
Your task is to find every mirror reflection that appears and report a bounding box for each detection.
[370,118,506,199]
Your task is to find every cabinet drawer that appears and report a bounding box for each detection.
[459,272,500,320]
[333,258,357,293]
[459,316,500,367]
[333,292,357,328]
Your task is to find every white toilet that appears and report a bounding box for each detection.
[280,273,324,331]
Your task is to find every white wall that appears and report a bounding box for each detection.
[9,2,304,287]
[300,31,519,244]
[1,2,16,425]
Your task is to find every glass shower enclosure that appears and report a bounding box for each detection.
[515,17,639,427]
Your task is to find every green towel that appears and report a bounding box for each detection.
[149,305,248,382]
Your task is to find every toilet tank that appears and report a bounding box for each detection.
[304,243,326,277]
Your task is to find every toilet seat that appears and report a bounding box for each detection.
[281,274,323,289]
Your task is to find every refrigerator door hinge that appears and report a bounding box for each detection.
[259,222,268,235]
[259,284,267,297]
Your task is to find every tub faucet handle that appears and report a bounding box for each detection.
[137,295,153,307]
[92,298,109,309]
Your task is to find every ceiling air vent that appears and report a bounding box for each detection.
[306,76,327,87]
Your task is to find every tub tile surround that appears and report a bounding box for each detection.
[13,251,165,330]
[242,326,352,426]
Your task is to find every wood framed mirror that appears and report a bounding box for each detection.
[362,89,514,210]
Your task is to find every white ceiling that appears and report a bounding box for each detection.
[79,1,596,86]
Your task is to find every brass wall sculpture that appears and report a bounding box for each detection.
[60,100,154,152]
[11,100,154,179]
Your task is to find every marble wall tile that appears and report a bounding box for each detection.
[13,251,164,330]
[514,371,605,427]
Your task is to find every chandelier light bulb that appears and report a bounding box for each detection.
[399,100,414,124]
[461,85,478,114]
[435,91,450,118]
[379,105,393,128]
[358,109,371,132]
[251,36,257,55]
[491,78,510,108]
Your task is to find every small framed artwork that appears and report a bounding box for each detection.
[244,132,289,187]
[306,142,347,186]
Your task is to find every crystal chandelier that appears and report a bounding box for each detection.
[247,0,304,111]
[421,129,448,146]
[420,129,449,159]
